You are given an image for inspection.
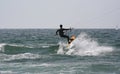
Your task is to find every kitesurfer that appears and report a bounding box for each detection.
[56,24,71,43]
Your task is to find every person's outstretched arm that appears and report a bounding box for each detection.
[63,28,71,31]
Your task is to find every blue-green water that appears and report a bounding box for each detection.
[0,29,120,74]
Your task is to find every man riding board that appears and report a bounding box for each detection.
[56,24,71,43]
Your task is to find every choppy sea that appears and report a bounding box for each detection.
[0,29,120,74]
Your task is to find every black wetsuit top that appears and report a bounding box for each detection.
[56,28,70,43]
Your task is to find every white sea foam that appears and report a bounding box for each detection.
[0,70,17,74]
[39,43,56,48]
[4,53,40,61]
[57,32,113,56]
[0,43,6,52]
[0,43,34,53]
[8,44,34,48]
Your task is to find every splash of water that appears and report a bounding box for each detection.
[57,32,113,56]
[0,43,6,52]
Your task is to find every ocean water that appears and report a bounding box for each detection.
[0,29,120,74]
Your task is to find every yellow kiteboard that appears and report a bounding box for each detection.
[67,35,76,47]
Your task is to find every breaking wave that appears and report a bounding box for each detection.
[0,43,54,62]
[57,32,114,56]
[0,43,57,54]
[0,53,52,62]
[0,43,6,52]
[3,53,40,61]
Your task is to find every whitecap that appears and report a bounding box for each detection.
[0,70,17,74]
[0,43,6,52]
[4,53,40,61]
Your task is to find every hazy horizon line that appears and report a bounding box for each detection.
[0,27,118,29]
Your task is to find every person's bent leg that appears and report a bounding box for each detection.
[62,35,69,43]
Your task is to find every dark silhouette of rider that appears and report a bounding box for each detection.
[56,24,71,43]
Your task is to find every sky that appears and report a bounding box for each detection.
[0,0,120,29]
